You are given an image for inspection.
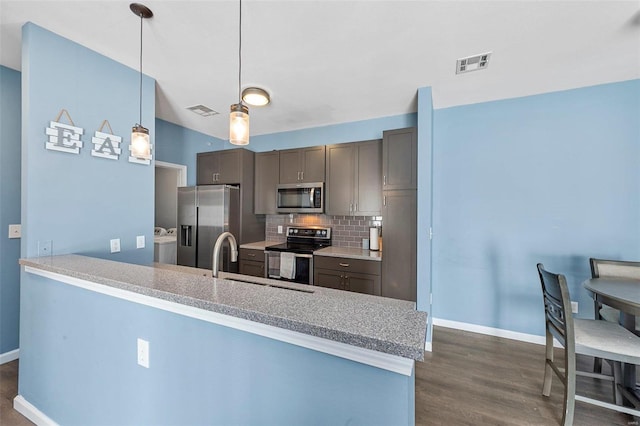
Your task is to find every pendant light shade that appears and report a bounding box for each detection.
[130,3,153,159]
[229,103,249,146]
[131,124,151,159]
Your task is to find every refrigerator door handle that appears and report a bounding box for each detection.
[181,225,192,246]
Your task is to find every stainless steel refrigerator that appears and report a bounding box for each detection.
[177,185,240,272]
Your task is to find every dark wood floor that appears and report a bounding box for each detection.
[1,326,636,425]
[417,326,637,425]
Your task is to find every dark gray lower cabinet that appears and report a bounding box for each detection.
[381,189,417,302]
[313,256,381,296]
[239,248,265,278]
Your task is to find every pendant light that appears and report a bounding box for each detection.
[229,0,249,146]
[130,3,153,159]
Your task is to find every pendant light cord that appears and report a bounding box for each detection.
[139,11,143,126]
[238,0,242,104]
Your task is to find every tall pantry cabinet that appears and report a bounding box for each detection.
[381,127,417,302]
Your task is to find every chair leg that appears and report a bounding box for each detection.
[562,343,577,426]
[612,361,623,405]
[592,299,603,374]
[542,331,554,397]
[593,357,602,374]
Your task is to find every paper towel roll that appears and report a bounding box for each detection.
[369,228,379,251]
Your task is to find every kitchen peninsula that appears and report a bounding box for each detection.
[17,255,426,425]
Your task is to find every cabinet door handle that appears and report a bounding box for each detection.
[345,276,350,290]
[339,262,350,267]
[248,253,256,257]
[301,171,304,180]
[383,195,386,206]
[383,175,387,186]
[354,203,358,212]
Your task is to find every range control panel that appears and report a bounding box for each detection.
[286,226,331,240]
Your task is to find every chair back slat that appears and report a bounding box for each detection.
[590,258,640,279]
[537,263,574,349]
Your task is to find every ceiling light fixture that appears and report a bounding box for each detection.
[242,87,270,107]
[229,0,249,146]
[130,3,153,160]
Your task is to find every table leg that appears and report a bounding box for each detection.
[620,312,640,409]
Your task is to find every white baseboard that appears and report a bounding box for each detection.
[13,395,58,426]
[0,348,19,364]
[424,342,432,352]
[432,318,553,346]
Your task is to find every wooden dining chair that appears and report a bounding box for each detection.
[589,258,640,373]
[537,263,640,425]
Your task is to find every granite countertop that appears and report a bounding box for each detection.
[21,255,426,361]
[313,246,382,261]
[239,241,280,250]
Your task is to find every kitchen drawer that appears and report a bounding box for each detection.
[239,259,265,278]
[239,248,264,262]
[314,256,380,276]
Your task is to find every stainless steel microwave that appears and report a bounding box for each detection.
[276,182,324,213]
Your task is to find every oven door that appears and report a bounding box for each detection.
[265,251,314,285]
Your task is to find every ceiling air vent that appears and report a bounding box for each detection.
[456,52,492,74]
[186,104,219,117]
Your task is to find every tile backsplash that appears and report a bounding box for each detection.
[265,214,383,248]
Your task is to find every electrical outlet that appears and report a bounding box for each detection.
[571,301,578,314]
[277,225,283,234]
[136,235,145,249]
[110,238,121,253]
[37,240,53,257]
[8,224,21,239]
[137,338,149,368]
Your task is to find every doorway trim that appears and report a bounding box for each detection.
[155,160,187,187]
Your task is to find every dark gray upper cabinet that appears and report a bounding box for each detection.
[279,146,326,183]
[381,189,416,302]
[197,149,244,184]
[326,140,381,216]
[254,151,279,214]
[382,127,417,190]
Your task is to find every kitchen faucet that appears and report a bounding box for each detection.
[212,232,238,278]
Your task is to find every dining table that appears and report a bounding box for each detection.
[583,277,640,410]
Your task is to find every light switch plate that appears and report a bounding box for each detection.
[571,301,578,314]
[137,338,149,368]
[8,224,21,239]
[277,225,283,234]
[110,238,121,253]
[136,235,145,249]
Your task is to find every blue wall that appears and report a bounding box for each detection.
[155,118,225,186]
[431,79,640,335]
[21,23,155,264]
[0,65,22,355]
[416,87,433,343]
[19,273,414,425]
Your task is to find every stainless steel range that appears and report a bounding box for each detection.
[264,226,332,285]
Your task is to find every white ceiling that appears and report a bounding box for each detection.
[1,1,639,140]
